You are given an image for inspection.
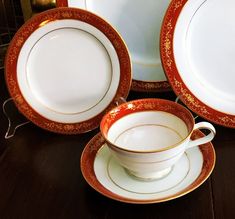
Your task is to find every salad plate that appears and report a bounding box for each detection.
[5,8,131,134]
[57,0,171,92]
[81,131,215,204]
[161,0,235,128]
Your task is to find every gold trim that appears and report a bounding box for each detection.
[161,0,235,127]
[163,19,173,70]
[81,130,216,204]
[110,149,185,165]
[8,76,37,120]
[103,110,195,153]
[25,26,113,115]
[173,0,184,12]
[219,116,235,124]
[173,77,209,115]
[131,80,171,92]
[125,167,173,182]
[5,7,132,134]
[113,123,184,152]
[106,154,190,195]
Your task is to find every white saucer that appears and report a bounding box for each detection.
[81,131,215,204]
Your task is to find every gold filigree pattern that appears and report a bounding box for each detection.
[173,77,209,115]
[7,75,37,120]
[161,0,235,127]
[5,7,132,134]
[131,80,171,92]
[16,37,24,47]
[101,98,195,136]
[163,19,173,70]
[173,0,184,12]
[61,11,73,18]
[88,133,105,152]
[81,130,215,204]
[219,116,235,124]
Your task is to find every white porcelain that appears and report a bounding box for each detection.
[5,8,132,134]
[81,131,215,203]
[100,99,215,180]
[65,0,171,83]
[160,0,235,127]
[93,140,213,202]
[95,145,194,200]
[17,19,120,123]
[174,0,235,114]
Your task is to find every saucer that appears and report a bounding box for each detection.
[81,131,215,204]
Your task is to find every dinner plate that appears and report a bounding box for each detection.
[5,8,131,134]
[81,131,215,204]
[57,0,171,92]
[161,0,235,128]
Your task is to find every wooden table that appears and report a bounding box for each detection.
[0,69,235,219]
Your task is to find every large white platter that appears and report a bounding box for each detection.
[57,0,171,92]
[161,0,235,128]
[5,8,132,134]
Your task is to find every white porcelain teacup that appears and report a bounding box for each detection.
[100,98,216,181]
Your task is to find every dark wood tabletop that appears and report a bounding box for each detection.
[0,67,235,218]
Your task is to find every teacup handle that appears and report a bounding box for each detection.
[187,122,216,149]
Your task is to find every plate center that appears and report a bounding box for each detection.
[186,0,235,101]
[85,0,170,81]
[26,27,112,114]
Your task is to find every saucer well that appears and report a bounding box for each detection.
[81,131,215,204]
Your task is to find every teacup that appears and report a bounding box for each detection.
[100,98,216,181]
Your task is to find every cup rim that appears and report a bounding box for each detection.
[100,98,195,153]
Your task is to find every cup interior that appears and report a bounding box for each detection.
[101,99,194,152]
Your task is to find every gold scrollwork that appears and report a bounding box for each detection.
[61,11,73,18]
[16,37,24,47]
[64,124,75,131]
[173,77,209,115]
[219,116,235,124]
[173,0,185,12]
[163,19,173,70]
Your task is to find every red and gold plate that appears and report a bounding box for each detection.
[5,7,132,134]
[161,0,235,128]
